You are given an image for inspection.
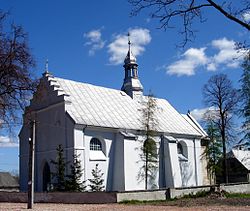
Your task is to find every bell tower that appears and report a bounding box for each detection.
[121,33,143,100]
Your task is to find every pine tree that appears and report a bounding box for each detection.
[50,144,68,191]
[138,92,159,189]
[88,164,104,192]
[203,121,222,184]
[239,55,250,146]
[65,153,86,192]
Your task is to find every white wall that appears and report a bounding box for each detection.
[19,102,75,192]
[83,128,115,191]
[124,137,144,190]
[112,133,125,191]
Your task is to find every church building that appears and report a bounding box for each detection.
[19,38,208,192]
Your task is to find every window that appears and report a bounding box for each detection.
[177,141,188,161]
[89,137,106,161]
[177,143,183,155]
[143,138,157,157]
[90,138,102,151]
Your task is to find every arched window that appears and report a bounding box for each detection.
[177,141,188,161]
[143,138,157,158]
[177,143,183,155]
[90,138,102,151]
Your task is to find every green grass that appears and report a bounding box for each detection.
[181,190,210,199]
[119,191,250,205]
[225,193,250,198]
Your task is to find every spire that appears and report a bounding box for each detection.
[128,32,131,51]
[45,59,49,73]
[121,32,143,100]
[124,33,137,65]
[42,59,51,77]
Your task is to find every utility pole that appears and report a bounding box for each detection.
[28,120,35,209]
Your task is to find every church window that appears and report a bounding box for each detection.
[177,143,183,155]
[90,138,102,151]
[177,141,188,161]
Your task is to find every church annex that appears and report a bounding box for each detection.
[19,39,208,192]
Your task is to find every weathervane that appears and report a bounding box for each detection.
[128,32,131,50]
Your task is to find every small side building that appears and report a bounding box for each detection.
[217,148,250,183]
[0,172,19,191]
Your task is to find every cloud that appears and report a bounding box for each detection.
[190,106,220,122]
[0,135,19,147]
[108,28,151,65]
[84,28,105,56]
[243,11,250,22]
[208,38,243,70]
[166,48,207,76]
[166,37,246,76]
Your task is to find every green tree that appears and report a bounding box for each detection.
[88,164,104,192]
[138,92,159,189]
[239,55,250,146]
[50,145,68,191]
[203,74,239,183]
[203,120,222,184]
[0,11,37,128]
[65,153,86,192]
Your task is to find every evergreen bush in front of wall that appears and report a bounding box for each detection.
[88,164,104,191]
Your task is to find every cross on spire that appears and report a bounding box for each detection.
[128,32,131,50]
[45,59,49,73]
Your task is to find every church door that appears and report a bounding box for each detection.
[42,162,51,191]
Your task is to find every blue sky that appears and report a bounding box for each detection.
[0,0,249,172]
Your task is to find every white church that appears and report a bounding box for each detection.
[19,39,208,192]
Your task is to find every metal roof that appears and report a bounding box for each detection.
[232,149,250,170]
[48,75,203,137]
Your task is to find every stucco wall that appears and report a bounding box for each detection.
[83,128,115,191]
[112,133,125,191]
[19,102,75,192]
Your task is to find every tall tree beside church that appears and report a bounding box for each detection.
[50,145,68,191]
[0,11,37,128]
[239,55,250,146]
[203,120,222,184]
[65,153,86,192]
[203,74,239,183]
[138,92,159,189]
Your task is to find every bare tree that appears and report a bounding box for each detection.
[129,0,250,46]
[203,74,239,183]
[0,11,37,128]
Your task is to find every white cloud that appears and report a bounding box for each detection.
[190,107,217,121]
[166,37,247,76]
[0,135,19,147]
[208,37,243,70]
[84,28,105,56]
[166,48,207,76]
[243,11,250,22]
[108,28,151,65]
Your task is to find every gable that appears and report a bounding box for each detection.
[29,73,69,111]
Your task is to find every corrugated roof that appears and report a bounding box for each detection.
[232,149,250,170]
[0,172,19,187]
[181,114,207,137]
[49,76,203,137]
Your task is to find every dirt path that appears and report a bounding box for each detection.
[0,203,250,211]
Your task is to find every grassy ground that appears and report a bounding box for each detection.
[120,192,250,207]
